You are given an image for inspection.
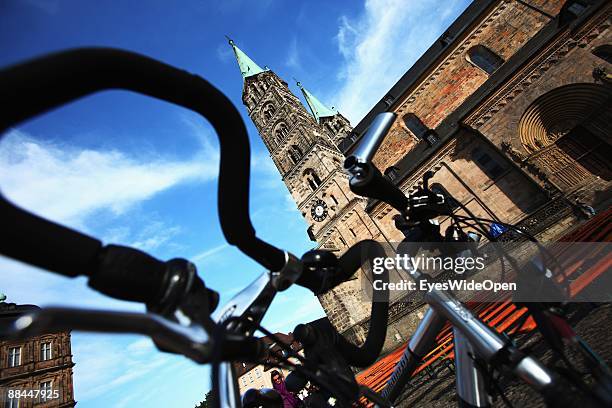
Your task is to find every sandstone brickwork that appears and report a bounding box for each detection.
[0,302,76,408]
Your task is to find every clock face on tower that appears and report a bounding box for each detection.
[310,198,328,222]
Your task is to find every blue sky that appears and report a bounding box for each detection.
[0,0,470,406]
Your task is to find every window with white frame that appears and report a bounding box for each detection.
[40,342,52,361]
[255,368,261,378]
[39,381,52,402]
[8,347,21,367]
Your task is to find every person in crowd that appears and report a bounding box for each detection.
[270,370,300,408]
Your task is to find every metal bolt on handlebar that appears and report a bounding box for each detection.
[269,251,302,291]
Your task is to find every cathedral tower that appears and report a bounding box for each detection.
[229,39,386,335]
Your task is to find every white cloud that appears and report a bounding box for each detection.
[336,16,358,60]
[71,331,208,406]
[0,128,219,230]
[0,117,221,403]
[285,37,301,69]
[128,221,182,252]
[72,334,179,401]
[333,0,467,123]
[191,243,229,263]
[216,42,234,64]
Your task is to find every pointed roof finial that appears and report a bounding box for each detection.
[296,80,338,123]
[227,36,266,80]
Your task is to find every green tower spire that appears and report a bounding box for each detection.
[296,81,338,123]
[227,37,266,79]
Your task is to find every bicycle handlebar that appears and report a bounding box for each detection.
[3,307,211,362]
[296,240,390,369]
[335,241,389,366]
[349,112,396,164]
[0,307,264,364]
[1,49,391,407]
[0,48,286,274]
[344,112,409,213]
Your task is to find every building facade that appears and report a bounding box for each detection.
[0,299,76,408]
[230,0,611,352]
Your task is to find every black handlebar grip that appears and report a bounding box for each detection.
[0,195,102,278]
[348,162,408,214]
[221,335,266,363]
[335,240,390,367]
[298,241,390,367]
[297,250,339,294]
[88,245,167,304]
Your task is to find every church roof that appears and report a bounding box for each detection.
[297,82,338,123]
[228,38,267,79]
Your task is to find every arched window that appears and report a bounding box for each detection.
[466,45,504,75]
[403,113,429,139]
[304,169,322,191]
[593,44,612,64]
[288,145,302,165]
[275,122,289,140]
[289,152,298,165]
[262,103,276,120]
[291,144,302,157]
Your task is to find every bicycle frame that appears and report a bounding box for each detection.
[381,268,556,406]
[211,271,283,407]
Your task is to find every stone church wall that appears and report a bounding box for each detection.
[466,2,612,208]
[372,0,557,172]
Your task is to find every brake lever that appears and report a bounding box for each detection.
[1,307,263,365]
[1,307,212,362]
